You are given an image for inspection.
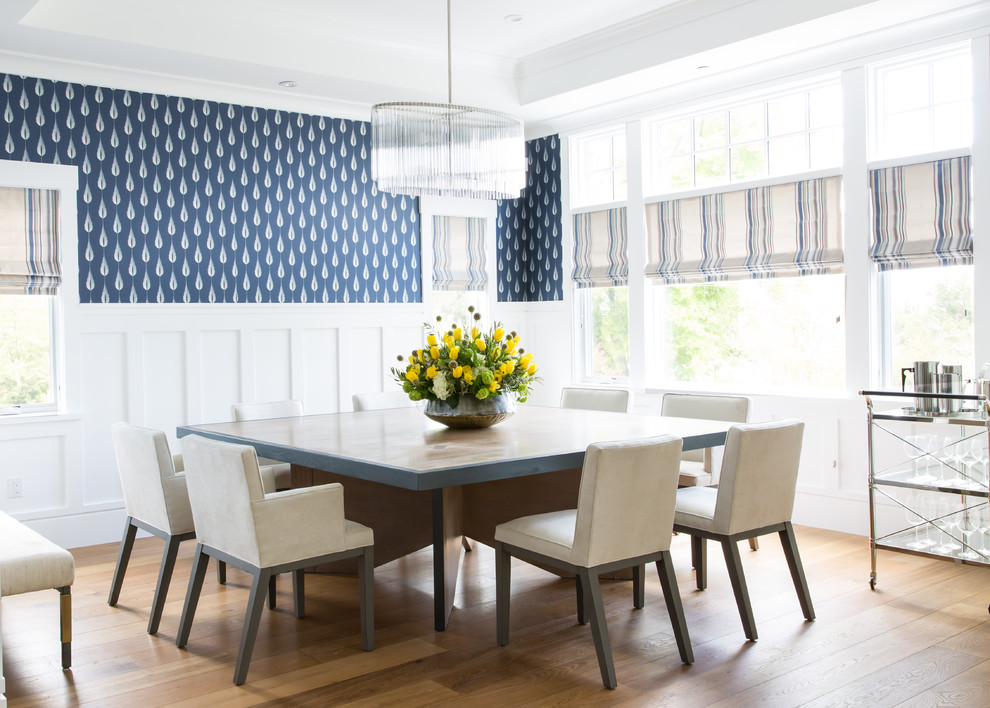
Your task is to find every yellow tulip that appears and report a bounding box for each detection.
[471,326,479,340]
[430,346,440,360]
[427,334,437,346]
[449,345,460,360]
[527,363,538,375]
[454,327,462,340]
[505,360,516,374]
[494,372,503,383]
[426,365,437,379]
[489,381,498,392]
[520,352,533,367]
[505,340,517,354]
[452,366,463,379]
[494,327,505,341]
[417,349,425,362]
[475,338,486,351]
[443,334,453,346]
[408,355,417,364]
[463,368,475,383]
[405,369,419,382]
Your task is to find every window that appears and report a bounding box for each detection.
[869,43,974,385]
[651,277,844,392]
[0,186,61,414]
[870,43,971,160]
[570,126,627,207]
[881,266,974,386]
[646,81,841,194]
[581,287,629,380]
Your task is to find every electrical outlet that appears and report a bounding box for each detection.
[8,477,23,498]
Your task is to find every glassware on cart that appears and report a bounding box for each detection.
[958,498,982,560]
[976,504,990,560]
[903,489,935,550]
[933,496,962,555]
[903,435,935,484]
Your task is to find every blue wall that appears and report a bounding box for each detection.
[1,73,562,305]
[496,135,562,302]
[1,74,420,303]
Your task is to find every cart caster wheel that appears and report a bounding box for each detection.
[869,576,876,590]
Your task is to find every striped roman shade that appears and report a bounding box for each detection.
[644,176,843,283]
[432,215,487,291]
[0,186,61,295]
[571,207,628,288]
[869,156,972,270]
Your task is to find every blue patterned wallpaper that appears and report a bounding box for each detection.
[1,74,420,303]
[496,135,562,302]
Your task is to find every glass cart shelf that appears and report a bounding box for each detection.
[861,390,990,614]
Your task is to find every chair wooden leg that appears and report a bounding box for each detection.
[692,535,707,590]
[176,544,210,648]
[655,552,694,664]
[233,569,272,686]
[576,573,587,625]
[722,539,757,641]
[267,574,277,610]
[749,537,759,551]
[779,522,815,621]
[108,518,137,606]
[58,586,72,669]
[148,534,182,634]
[632,564,645,609]
[292,569,305,619]
[578,568,617,690]
[359,545,374,651]
[495,542,511,646]
[216,559,226,585]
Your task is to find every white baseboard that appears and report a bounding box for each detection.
[793,490,869,536]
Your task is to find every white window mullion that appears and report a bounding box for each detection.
[972,35,990,368]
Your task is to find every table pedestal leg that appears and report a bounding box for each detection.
[432,486,464,631]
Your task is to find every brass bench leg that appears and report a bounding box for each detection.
[59,585,72,669]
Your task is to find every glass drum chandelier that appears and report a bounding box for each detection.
[371,0,525,200]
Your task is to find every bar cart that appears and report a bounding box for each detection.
[861,390,990,614]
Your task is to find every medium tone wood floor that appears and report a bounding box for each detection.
[2,526,989,707]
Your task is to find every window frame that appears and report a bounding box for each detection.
[569,124,628,209]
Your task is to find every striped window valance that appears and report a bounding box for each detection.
[869,155,972,271]
[0,186,61,295]
[645,176,843,284]
[432,216,487,291]
[571,207,628,288]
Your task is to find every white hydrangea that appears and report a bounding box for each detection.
[432,370,452,400]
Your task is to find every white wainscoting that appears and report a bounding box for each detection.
[0,303,428,548]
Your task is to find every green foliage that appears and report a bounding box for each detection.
[591,288,629,377]
[0,296,53,406]
[891,273,973,378]
[666,284,742,381]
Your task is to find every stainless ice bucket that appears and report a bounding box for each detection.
[902,360,939,413]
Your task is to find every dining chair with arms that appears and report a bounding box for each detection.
[176,434,375,685]
[559,386,631,413]
[352,391,417,411]
[108,422,197,634]
[230,399,304,492]
[494,434,693,689]
[673,419,814,641]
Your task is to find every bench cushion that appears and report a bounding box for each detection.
[0,512,74,596]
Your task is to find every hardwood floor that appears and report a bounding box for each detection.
[2,526,989,707]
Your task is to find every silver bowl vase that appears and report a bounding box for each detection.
[423,393,516,429]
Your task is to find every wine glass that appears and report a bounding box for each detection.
[957,499,981,560]
[933,496,963,555]
[902,489,934,550]
[903,435,934,484]
[976,503,990,560]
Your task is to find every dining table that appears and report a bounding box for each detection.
[177,404,732,631]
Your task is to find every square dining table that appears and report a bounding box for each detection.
[177,404,732,630]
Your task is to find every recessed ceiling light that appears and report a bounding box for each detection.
[278,80,298,88]
[503,14,523,22]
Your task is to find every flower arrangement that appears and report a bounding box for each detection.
[392,307,540,408]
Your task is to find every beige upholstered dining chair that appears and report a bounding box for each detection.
[177,434,375,685]
[494,435,693,689]
[108,423,197,634]
[352,391,417,411]
[231,399,304,492]
[661,393,750,487]
[559,386,631,413]
[673,419,814,641]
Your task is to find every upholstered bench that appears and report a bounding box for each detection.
[0,511,75,669]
